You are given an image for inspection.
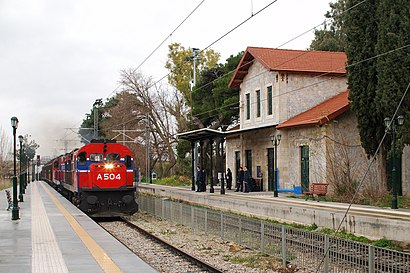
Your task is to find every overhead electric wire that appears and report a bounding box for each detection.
[135,0,206,71]
[98,0,281,133]
[65,2,205,148]
[157,0,367,99]
[71,0,206,138]
[146,0,280,90]
[82,0,342,131]
[76,0,363,135]
[193,43,410,119]
[191,0,369,118]
[76,0,378,139]
[103,42,410,147]
[99,0,374,131]
[275,0,367,49]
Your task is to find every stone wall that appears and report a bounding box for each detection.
[239,60,347,129]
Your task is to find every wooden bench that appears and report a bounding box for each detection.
[5,190,12,210]
[303,183,328,201]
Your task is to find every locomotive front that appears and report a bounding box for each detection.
[76,140,137,217]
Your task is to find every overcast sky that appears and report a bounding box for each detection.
[0,0,333,157]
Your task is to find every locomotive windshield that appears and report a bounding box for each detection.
[90,153,104,162]
[106,153,120,162]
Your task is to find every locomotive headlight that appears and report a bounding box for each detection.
[104,163,114,169]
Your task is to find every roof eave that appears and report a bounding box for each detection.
[277,104,350,129]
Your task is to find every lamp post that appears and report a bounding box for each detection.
[271,134,281,197]
[18,135,24,202]
[11,117,19,220]
[26,156,29,186]
[384,115,404,209]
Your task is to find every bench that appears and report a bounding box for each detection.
[303,183,328,201]
[5,190,12,210]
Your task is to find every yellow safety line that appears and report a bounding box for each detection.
[39,181,122,273]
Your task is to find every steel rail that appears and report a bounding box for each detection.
[120,217,224,273]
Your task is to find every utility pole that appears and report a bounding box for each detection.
[186,48,201,171]
[145,113,151,183]
[93,98,102,139]
[187,48,200,91]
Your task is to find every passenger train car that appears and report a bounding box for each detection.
[41,139,137,217]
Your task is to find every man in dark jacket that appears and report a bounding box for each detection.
[243,166,251,193]
[196,165,202,192]
[201,167,206,192]
[226,168,232,190]
[235,166,244,192]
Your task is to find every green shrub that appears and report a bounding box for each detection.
[153,175,191,186]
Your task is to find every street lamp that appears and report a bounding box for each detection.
[26,157,30,186]
[384,115,404,209]
[271,134,282,197]
[18,135,24,202]
[11,117,19,220]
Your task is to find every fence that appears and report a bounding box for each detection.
[139,194,410,273]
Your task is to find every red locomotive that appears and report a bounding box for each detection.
[42,139,138,217]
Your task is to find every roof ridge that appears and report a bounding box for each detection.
[247,46,346,55]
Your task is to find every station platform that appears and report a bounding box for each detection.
[0,181,157,273]
[138,183,410,245]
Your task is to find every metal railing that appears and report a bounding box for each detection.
[139,194,410,273]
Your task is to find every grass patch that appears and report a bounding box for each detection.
[287,193,410,209]
[150,175,191,187]
[320,228,403,250]
[229,253,280,270]
[321,228,372,244]
[358,194,410,209]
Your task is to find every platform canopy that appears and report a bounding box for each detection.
[177,128,225,142]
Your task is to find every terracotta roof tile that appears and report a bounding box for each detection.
[229,47,347,88]
[276,90,350,129]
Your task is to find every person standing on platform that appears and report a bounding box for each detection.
[243,166,251,193]
[201,167,206,192]
[196,165,202,192]
[236,166,244,192]
[226,168,232,190]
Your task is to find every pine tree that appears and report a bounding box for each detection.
[309,0,347,52]
[345,0,381,156]
[375,0,410,150]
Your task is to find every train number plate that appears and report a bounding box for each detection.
[96,173,121,180]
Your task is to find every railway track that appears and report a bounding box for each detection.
[99,217,224,273]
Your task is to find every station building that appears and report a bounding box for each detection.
[225,47,410,196]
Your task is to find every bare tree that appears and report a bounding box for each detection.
[323,126,384,202]
[0,127,12,184]
[99,91,147,170]
[118,69,179,177]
